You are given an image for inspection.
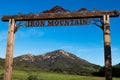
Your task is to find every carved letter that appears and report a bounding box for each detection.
[48,20,54,26]
[27,21,34,27]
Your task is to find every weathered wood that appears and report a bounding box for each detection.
[4,19,15,80]
[103,15,112,80]
[2,10,119,21]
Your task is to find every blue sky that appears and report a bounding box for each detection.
[0,0,120,66]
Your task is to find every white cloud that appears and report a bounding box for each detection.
[60,46,73,49]
[0,29,45,42]
[0,30,8,58]
[112,47,120,53]
[60,45,104,54]
[0,30,7,42]
[15,28,44,39]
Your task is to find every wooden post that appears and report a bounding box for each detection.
[103,15,112,80]
[4,19,15,80]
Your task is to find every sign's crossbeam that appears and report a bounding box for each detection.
[2,10,119,21]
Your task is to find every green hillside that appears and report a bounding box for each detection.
[0,70,120,80]
[0,58,4,69]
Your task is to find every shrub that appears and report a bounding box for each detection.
[27,75,39,80]
[0,73,4,80]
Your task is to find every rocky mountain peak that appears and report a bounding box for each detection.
[37,49,77,61]
[27,53,34,57]
[55,49,70,56]
[15,53,35,62]
[39,50,64,59]
[60,50,69,56]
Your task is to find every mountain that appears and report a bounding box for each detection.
[14,49,100,75]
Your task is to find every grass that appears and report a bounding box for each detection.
[0,70,120,80]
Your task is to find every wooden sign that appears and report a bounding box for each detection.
[24,18,90,27]
[1,6,120,80]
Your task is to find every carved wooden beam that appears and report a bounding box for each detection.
[2,10,119,22]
